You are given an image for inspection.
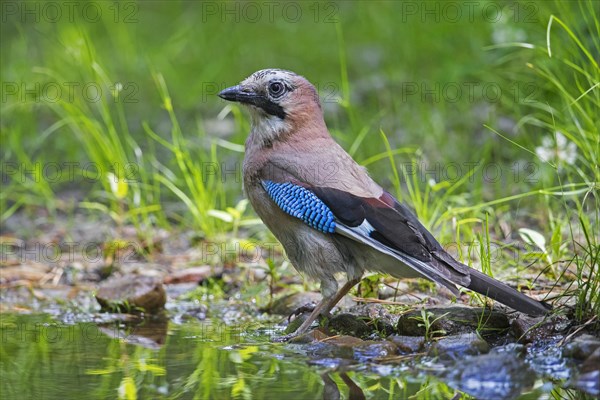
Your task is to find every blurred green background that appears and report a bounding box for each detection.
[2,1,595,210]
[1,1,598,311]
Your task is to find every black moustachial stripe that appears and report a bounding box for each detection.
[253,96,286,119]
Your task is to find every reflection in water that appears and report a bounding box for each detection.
[339,372,367,400]
[321,372,366,400]
[443,352,535,400]
[0,314,592,400]
[97,316,168,349]
[321,373,341,400]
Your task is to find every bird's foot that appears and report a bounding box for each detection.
[275,297,331,342]
[272,326,325,343]
[274,313,330,343]
[287,303,317,322]
[272,306,319,343]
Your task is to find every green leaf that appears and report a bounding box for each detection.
[518,228,547,252]
[226,207,241,220]
[235,199,249,213]
[208,209,233,223]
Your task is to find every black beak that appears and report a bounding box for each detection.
[217,85,287,120]
[218,85,257,104]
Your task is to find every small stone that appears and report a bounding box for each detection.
[397,307,510,337]
[563,334,600,360]
[510,315,561,344]
[0,262,51,284]
[368,320,396,338]
[312,347,351,361]
[289,329,329,344]
[349,303,394,322]
[323,335,365,347]
[429,333,490,359]
[163,265,222,284]
[95,274,166,313]
[305,336,363,359]
[348,303,396,337]
[327,313,371,338]
[387,335,425,353]
[353,340,398,362]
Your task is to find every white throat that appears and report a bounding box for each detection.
[249,107,291,146]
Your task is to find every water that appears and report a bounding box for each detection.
[0,313,592,399]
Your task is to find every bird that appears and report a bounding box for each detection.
[217,69,551,339]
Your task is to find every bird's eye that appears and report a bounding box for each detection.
[268,81,285,97]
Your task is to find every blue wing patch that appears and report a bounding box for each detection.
[262,180,336,233]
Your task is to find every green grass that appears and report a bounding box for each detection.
[1,1,598,322]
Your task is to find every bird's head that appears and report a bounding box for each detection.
[218,69,325,146]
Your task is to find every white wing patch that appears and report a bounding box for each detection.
[353,219,375,237]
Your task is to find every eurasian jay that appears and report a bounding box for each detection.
[218,69,550,338]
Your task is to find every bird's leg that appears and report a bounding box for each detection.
[276,277,362,341]
[285,297,329,337]
[320,277,362,317]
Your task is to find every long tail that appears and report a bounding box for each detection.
[467,269,551,316]
[338,224,551,316]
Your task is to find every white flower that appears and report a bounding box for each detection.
[535,131,577,167]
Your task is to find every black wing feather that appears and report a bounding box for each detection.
[312,186,469,284]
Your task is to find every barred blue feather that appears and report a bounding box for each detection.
[261,180,336,233]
